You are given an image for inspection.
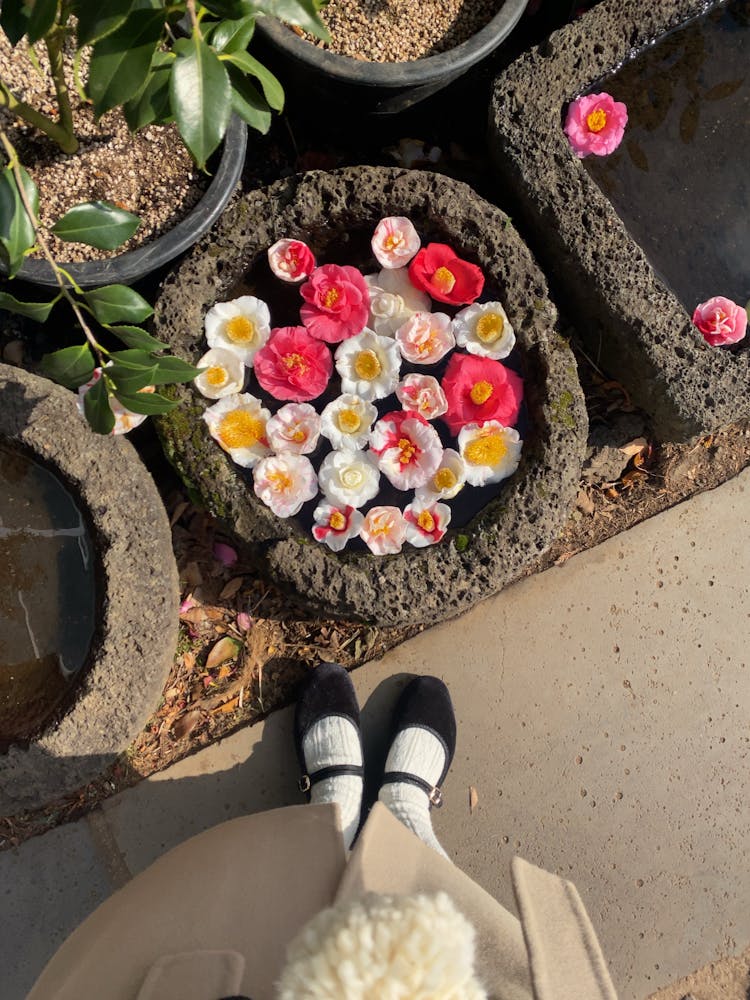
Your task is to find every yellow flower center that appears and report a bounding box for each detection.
[354,350,382,380]
[289,427,307,443]
[267,470,293,493]
[384,232,403,250]
[417,333,435,354]
[323,287,340,308]
[370,514,391,536]
[217,410,265,450]
[341,466,364,489]
[586,108,607,133]
[433,467,458,491]
[470,380,494,405]
[398,437,417,465]
[464,433,507,467]
[329,510,346,530]
[417,510,435,532]
[205,365,228,387]
[433,266,456,294]
[225,315,256,345]
[337,408,362,433]
[475,312,505,344]
[282,352,309,375]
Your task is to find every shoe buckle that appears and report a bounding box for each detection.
[298,774,311,794]
[429,785,443,808]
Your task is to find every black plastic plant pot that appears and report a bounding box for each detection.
[254,0,529,114]
[12,116,248,291]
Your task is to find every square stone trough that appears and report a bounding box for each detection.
[489,0,749,441]
[153,166,587,628]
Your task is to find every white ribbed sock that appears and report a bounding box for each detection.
[302,715,363,851]
[378,727,450,860]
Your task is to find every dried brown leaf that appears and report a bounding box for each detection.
[171,710,202,740]
[182,561,203,588]
[619,437,648,459]
[170,501,190,527]
[205,636,242,670]
[219,576,245,600]
[212,696,240,715]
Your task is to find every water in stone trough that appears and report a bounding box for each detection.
[0,442,97,747]
[584,0,750,318]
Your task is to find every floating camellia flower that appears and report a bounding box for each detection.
[692,296,747,347]
[458,421,522,487]
[312,503,364,552]
[369,410,443,490]
[404,498,452,547]
[266,402,321,454]
[335,329,401,402]
[267,238,316,283]
[371,216,421,269]
[360,505,408,555]
[203,393,271,468]
[415,448,466,502]
[300,263,370,343]
[253,453,318,518]
[77,368,154,435]
[395,311,455,365]
[395,373,448,420]
[408,243,484,306]
[365,267,430,337]
[564,92,628,158]
[254,326,333,402]
[441,352,523,436]
[318,449,381,508]
[205,295,271,365]
[319,393,378,451]
[194,347,245,399]
[453,301,516,361]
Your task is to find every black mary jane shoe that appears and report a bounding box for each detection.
[294,661,364,800]
[380,676,456,809]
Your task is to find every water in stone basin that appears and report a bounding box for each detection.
[0,442,97,746]
[584,0,750,319]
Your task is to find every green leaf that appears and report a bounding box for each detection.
[40,343,96,389]
[26,0,57,44]
[109,325,167,351]
[0,2,30,45]
[150,354,203,385]
[83,284,153,324]
[88,9,164,116]
[108,363,158,392]
[211,14,255,53]
[83,375,116,434]
[75,0,135,45]
[0,290,57,322]
[251,0,330,41]
[223,50,283,111]
[201,0,252,17]
[51,200,141,250]
[123,66,172,129]
[228,68,271,133]
[170,30,232,169]
[0,165,39,277]
[113,388,178,414]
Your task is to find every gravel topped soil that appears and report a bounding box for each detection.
[304,0,504,62]
[0,35,206,263]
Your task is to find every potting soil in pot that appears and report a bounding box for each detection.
[0,442,97,746]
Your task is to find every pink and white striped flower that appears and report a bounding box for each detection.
[369,410,443,490]
[253,453,318,517]
[371,216,421,269]
[312,503,364,552]
[404,498,452,547]
[267,238,316,283]
[395,373,448,421]
[360,505,408,555]
[266,402,321,455]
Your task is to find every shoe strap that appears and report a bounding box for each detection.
[381,770,444,808]
[298,763,363,794]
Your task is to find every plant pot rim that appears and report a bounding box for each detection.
[10,115,247,290]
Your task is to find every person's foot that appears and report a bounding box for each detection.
[294,662,364,851]
[377,676,456,859]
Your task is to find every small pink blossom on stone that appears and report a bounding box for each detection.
[692,296,747,347]
[564,92,628,158]
[371,216,421,269]
[236,612,253,632]
[404,498,452,547]
[396,373,448,420]
[360,505,408,555]
[266,402,321,454]
[395,311,455,365]
[267,238,316,282]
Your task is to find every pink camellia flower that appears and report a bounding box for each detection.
[408,243,484,305]
[396,373,448,420]
[404,498,452,548]
[395,311,455,365]
[564,92,628,158]
[266,402,321,454]
[360,505,408,555]
[311,502,364,552]
[254,326,333,402]
[300,263,370,343]
[369,410,443,490]
[267,238,316,283]
[441,352,523,436]
[692,296,747,347]
[371,216,421,269]
[253,453,318,518]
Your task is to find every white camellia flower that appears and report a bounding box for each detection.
[253,453,318,518]
[202,393,271,468]
[319,393,378,451]
[395,311,455,365]
[312,502,364,552]
[318,449,380,508]
[334,329,401,402]
[364,267,430,337]
[395,373,448,421]
[359,505,408,555]
[194,347,245,399]
[266,402,321,455]
[371,216,421,269]
[204,296,271,365]
[457,421,523,486]
[404,498,452,548]
[415,448,467,502]
[452,301,516,360]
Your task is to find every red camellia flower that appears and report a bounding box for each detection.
[254,326,333,402]
[300,263,370,343]
[441,352,523,436]
[408,243,484,305]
